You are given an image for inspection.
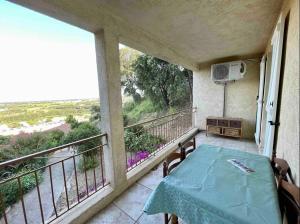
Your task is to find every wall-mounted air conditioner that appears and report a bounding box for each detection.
[211,61,247,83]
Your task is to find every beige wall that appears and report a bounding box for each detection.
[193,61,260,139]
[270,0,299,186]
[193,68,223,130]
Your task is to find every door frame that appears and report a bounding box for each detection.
[263,14,285,158]
[255,56,266,145]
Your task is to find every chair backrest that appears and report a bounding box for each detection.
[272,158,295,184]
[163,148,185,177]
[278,179,300,224]
[178,137,196,157]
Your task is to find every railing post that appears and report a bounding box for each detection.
[94,29,127,189]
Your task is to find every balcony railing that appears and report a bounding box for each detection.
[124,108,193,171]
[0,133,107,224]
[0,109,194,223]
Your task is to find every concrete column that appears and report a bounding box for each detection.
[94,29,127,189]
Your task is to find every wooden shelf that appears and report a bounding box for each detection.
[206,117,242,138]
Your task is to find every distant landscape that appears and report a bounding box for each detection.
[0,99,99,128]
[0,48,193,137]
[0,99,101,137]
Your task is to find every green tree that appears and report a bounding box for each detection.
[120,47,142,103]
[183,68,193,103]
[120,47,141,77]
[88,105,129,127]
[129,55,192,109]
[122,75,141,103]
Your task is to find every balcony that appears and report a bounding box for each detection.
[88,132,259,223]
[1,0,299,223]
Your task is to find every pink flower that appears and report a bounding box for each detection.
[127,151,150,168]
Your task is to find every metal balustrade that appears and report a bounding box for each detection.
[0,109,195,223]
[0,133,108,224]
[124,109,194,172]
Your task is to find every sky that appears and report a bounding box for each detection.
[0,1,102,102]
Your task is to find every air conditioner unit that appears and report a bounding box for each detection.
[211,61,246,83]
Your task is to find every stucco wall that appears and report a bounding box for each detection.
[193,61,260,139]
[272,0,299,186]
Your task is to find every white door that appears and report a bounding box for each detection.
[255,56,266,145]
[263,14,285,158]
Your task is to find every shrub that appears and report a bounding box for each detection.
[63,122,101,171]
[124,126,162,153]
[123,101,136,113]
[78,155,99,171]
[12,130,64,154]
[0,136,10,145]
[89,105,101,123]
[123,98,158,124]
[65,115,80,129]
[123,114,129,127]
[0,130,64,178]
[63,122,100,153]
[0,169,42,217]
[0,130,64,215]
[43,130,65,148]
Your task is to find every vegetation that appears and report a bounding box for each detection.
[123,55,193,109]
[0,136,9,145]
[0,170,43,214]
[0,118,101,214]
[119,47,141,77]
[0,99,99,128]
[120,48,192,166]
[89,105,101,125]
[0,131,64,177]
[124,125,162,153]
[66,114,80,129]
[122,92,186,127]
[123,99,159,124]
[0,130,64,214]
[63,116,101,171]
[120,47,143,103]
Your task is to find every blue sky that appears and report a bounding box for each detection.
[0,1,100,102]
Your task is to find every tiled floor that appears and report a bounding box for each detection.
[87,132,259,224]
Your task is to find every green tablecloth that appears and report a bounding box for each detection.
[144,144,281,224]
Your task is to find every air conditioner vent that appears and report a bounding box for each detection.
[212,64,229,80]
[211,61,246,83]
